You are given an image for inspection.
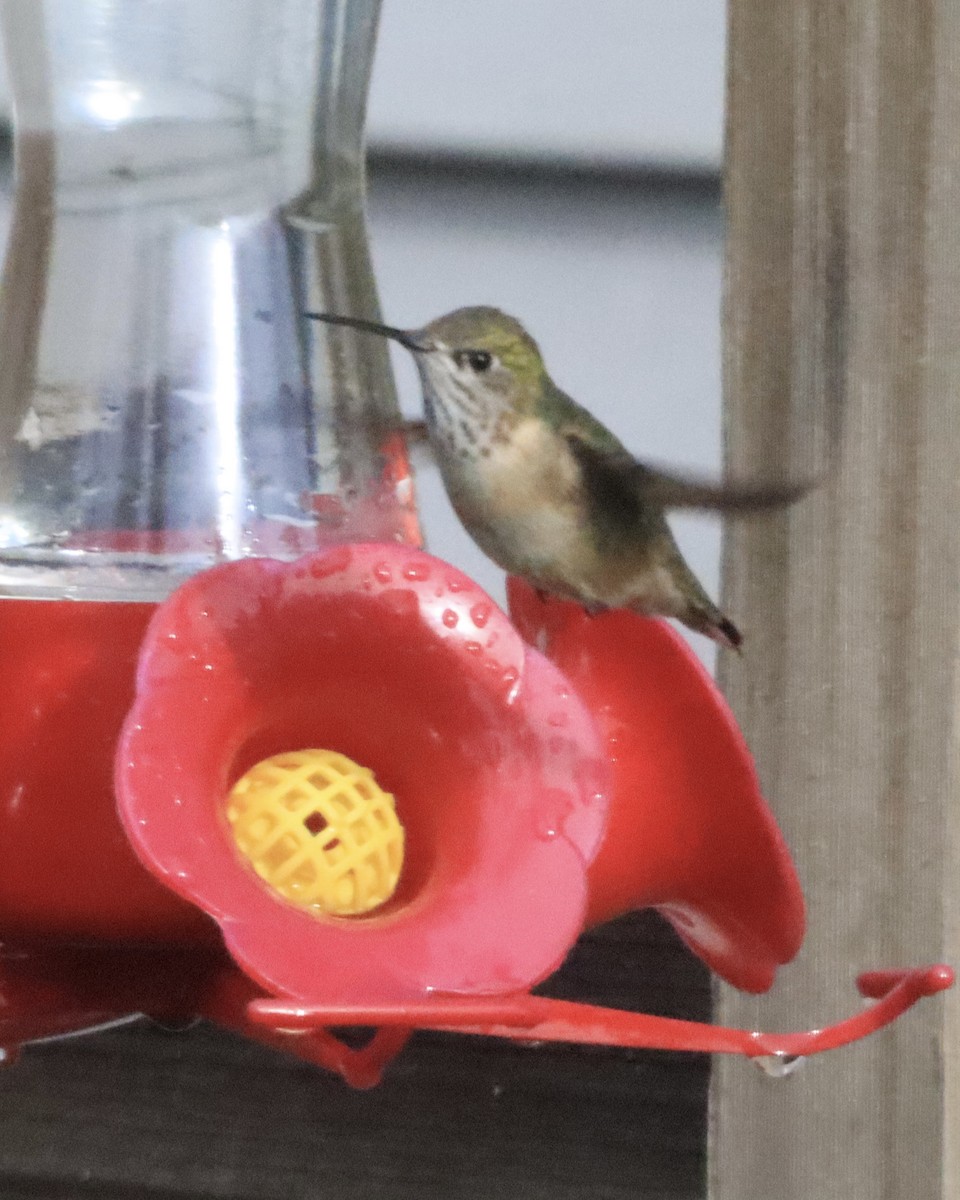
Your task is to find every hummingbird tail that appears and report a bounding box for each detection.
[714,615,743,652]
[682,605,743,652]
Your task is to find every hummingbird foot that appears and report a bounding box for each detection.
[530,587,608,619]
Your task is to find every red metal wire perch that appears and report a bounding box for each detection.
[247,963,953,1064]
[0,951,950,1090]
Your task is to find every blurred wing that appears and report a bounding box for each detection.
[563,431,817,514]
[399,418,430,447]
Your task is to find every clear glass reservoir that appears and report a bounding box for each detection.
[0,0,415,601]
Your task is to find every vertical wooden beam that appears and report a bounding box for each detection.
[713,3,960,1198]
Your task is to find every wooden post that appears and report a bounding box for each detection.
[713,3,960,1197]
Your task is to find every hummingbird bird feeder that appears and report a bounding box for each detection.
[0,0,951,1090]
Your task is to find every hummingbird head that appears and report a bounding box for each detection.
[306,307,548,437]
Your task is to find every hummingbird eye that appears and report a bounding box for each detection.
[456,349,493,373]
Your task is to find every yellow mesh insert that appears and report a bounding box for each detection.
[226,749,404,917]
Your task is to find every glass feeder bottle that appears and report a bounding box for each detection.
[0,0,414,602]
[0,0,416,947]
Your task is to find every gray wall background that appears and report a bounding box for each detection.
[364,1,726,667]
[368,0,724,169]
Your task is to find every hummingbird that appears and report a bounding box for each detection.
[307,307,813,649]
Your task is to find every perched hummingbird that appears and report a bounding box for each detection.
[308,307,812,649]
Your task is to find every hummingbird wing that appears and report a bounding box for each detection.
[563,431,816,515]
[398,418,430,447]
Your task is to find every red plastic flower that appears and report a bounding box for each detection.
[116,544,611,1005]
[111,544,950,1080]
[507,580,805,994]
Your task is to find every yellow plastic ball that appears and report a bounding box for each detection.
[226,749,404,917]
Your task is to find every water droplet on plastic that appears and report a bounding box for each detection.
[752,1052,805,1078]
[470,602,491,628]
[310,547,351,578]
[442,609,459,629]
[403,562,431,582]
[501,667,521,704]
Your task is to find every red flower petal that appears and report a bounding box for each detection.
[507,579,805,993]
[117,546,611,1004]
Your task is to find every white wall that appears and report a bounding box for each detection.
[369,0,725,169]
[367,170,725,666]
[365,2,727,668]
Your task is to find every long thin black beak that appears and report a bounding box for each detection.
[304,312,428,353]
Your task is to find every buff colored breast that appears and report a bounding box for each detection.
[435,417,591,581]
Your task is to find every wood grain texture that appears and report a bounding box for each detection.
[713,3,960,1197]
[0,913,710,1200]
